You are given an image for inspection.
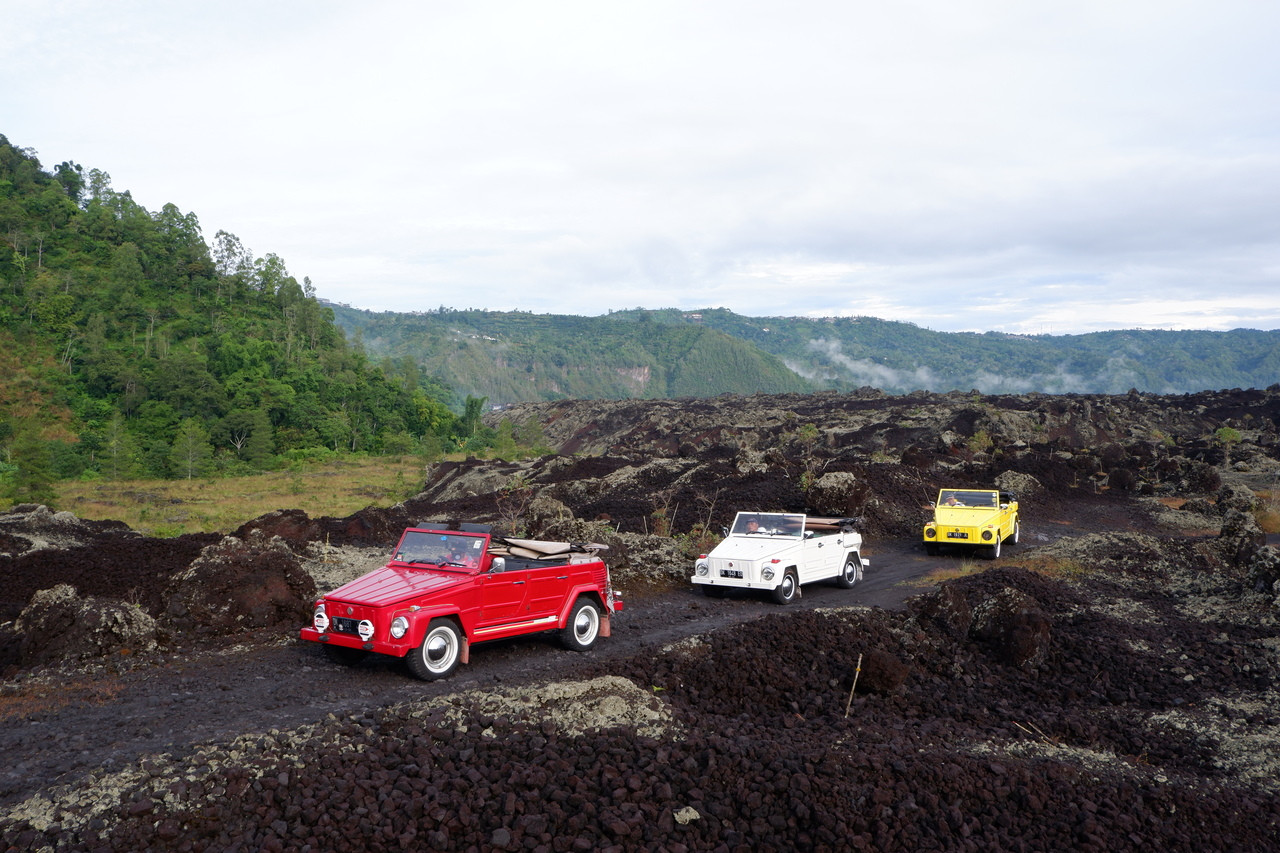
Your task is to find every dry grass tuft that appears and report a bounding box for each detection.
[910,554,1088,588]
[1255,489,1280,534]
[0,679,126,723]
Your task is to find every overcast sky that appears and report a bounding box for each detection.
[5,0,1279,334]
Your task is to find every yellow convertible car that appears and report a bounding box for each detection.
[922,488,1020,559]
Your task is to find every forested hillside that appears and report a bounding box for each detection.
[652,308,1280,395]
[334,304,1280,403]
[329,305,814,405]
[0,135,480,504]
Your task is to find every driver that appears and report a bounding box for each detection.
[444,542,479,567]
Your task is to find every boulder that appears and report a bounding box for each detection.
[807,471,868,518]
[16,584,158,666]
[970,586,1052,668]
[1215,482,1258,515]
[856,648,911,695]
[1244,545,1280,599]
[163,533,316,636]
[907,584,973,640]
[233,509,322,549]
[1216,509,1266,566]
[995,470,1043,498]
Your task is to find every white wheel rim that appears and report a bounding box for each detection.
[573,606,599,644]
[423,627,457,673]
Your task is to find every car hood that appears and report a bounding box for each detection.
[936,507,996,524]
[707,536,795,561]
[325,566,464,608]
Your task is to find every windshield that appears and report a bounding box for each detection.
[731,512,805,537]
[392,530,486,572]
[937,490,998,508]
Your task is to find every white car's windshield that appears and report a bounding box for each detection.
[731,512,805,537]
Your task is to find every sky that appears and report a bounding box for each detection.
[4,0,1280,335]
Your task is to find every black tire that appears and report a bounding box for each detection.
[986,537,1002,560]
[925,542,939,556]
[560,597,602,651]
[771,569,799,605]
[406,618,462,681]
[323,644,367,667]
[701,584,729,598]
[1011,519,1020,544]
[836,553,861,589]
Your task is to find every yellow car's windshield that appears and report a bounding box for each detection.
[937,490,997,508]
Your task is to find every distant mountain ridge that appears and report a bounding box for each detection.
[329,304,1280,405]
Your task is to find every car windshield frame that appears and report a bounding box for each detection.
[390,530,488,573]
[937,490,999,509]
[731,512,806,537]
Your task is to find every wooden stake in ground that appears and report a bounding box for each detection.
[844,653,863,718]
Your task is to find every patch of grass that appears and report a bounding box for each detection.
[1011,555,1088,581]
[1256,508,1280,535]
[0,678,126,723]
[906,558,986,587]
[908,554,1088,588]
[1255,489,1280,534]
[54,455,428,537]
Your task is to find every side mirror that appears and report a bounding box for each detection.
[489,556,506,574]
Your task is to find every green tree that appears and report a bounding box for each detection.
[5,423,58,506]
[169,418,212,479]
[101,413,142,480]
[462,395,487,438]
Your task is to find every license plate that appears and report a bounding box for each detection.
[333,617,360,633]
[720,569,743,578]
[946,532,969,539]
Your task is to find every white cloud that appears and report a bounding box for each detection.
[4,0,1279,333]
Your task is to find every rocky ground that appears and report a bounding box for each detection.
[2,387,1280,851]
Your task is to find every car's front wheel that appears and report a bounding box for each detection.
[407,618,462,681]
[1011,519,1020,544]
[772,569,799,605]
[560,597,602,651]
[836,553,861,589]
[986,537,1002,560]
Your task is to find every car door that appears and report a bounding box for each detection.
[801,532,842,582]
[479,566,530,626]
[525,561,572,618]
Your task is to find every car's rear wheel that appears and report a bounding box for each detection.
[560,597,602,651]
[407,618,462,681]
[771,569,799,605]
[836,553,861,588]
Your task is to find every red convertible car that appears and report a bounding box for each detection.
[300,525,623,680]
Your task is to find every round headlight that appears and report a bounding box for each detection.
[924,528,936,539]
[391,616,409,639]
[762,567,775,581]
[696,562,709,577]
[313,603,329,633]
[981,530,993,541]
